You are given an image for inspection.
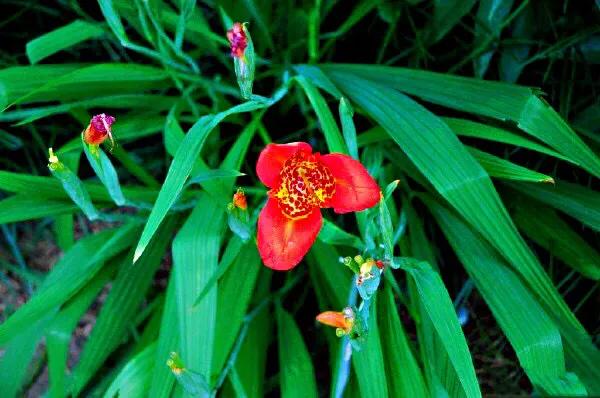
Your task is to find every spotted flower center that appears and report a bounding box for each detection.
[271,152,335,219]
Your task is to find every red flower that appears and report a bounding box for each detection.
[256,142,380,270]
[83,113,116,145]
[226,22,248,59]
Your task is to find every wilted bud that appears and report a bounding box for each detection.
[48,148,60,168]
[226,22,255,99]
[316,307,355,336]
[232,188,247,210]
[166,352,184,375]
[83,113,116,146]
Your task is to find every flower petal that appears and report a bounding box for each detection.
[320,153,380,213]
[256,142,312,188]
[257,198,322,270]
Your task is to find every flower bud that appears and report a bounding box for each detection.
[316,307,355,336]
[227,22,255,99]
[232,188,247,210]
[83,113,116,147]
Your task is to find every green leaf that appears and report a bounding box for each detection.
[318,67,586,343]
[426,198,588,395]
[427,0,478,43]
[0,64,81,109]
[10,64,169,108]
[468,147,555,183]
[0,315,53,397]
[26,20,105,64]
[339,97,358,159]
[351,297,389,398]
[0,223,137,346]
[226,271,272,398]
[473,0,515,77]
[296,75,347,154]
[83,141,126,206]
[276,305,318,398]
[211,239,261,374]
[49,156,100,220]
[103,342,156,398]
[378,284,429,397]
[188,169,245,185]
[149,272,179,398]
[400,259,481,398]
[443,117,570,161]
[379,196,395,264]
[0,195,77,224]
[47,267,112,398]
[512,200,600,280]
[316,64,600,177]
[506,181,600,232]
[98,0,128,40]
[319,219,363,250]
[0,170,158,204]
[71,218,175,394]
[134,100,265,262]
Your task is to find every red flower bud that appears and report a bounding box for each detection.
[375,260,385,269]
[83,113,116,146]
[227,22,248,60]
[233,188,247,210]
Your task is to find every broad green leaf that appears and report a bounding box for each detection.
[103,342,156,398]
[319,219,363,250]
[49,155,100,220]
[473,0,515,77]
[0,223,137,346]
[296,76,347,154]
[506,181,600,232]
[26,20,105,64]
[0,315,53,397]
[98,0,128,40]
[276,305,318,398]
[71,218,175,394]
[468,147,555,183]
[400,259,481,398]
[339,97,358,159]
[149,272,179,398]
[226,270,272,397]
[171,115,254,392]
[0,171,158,204]
[352,298,389,398]
[0,195,77,224]
[0,96,176,126]
[316,64,600,177]
[498,4,533,83]
[317,67,586,341]
[512,200,600,280]
[211,239,261,374]
[427,0,478,44]
[378,284,428,397]
[134,100,265,262]
[47,267,112,398]
[10,64,169,107]
[427,198,587,395]
[83,142,126,206]
[443,118,570,162]
[0,64,80,109]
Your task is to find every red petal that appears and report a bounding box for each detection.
[256,142,312,188]
[320,153,380,213]
[257,198,322,270]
